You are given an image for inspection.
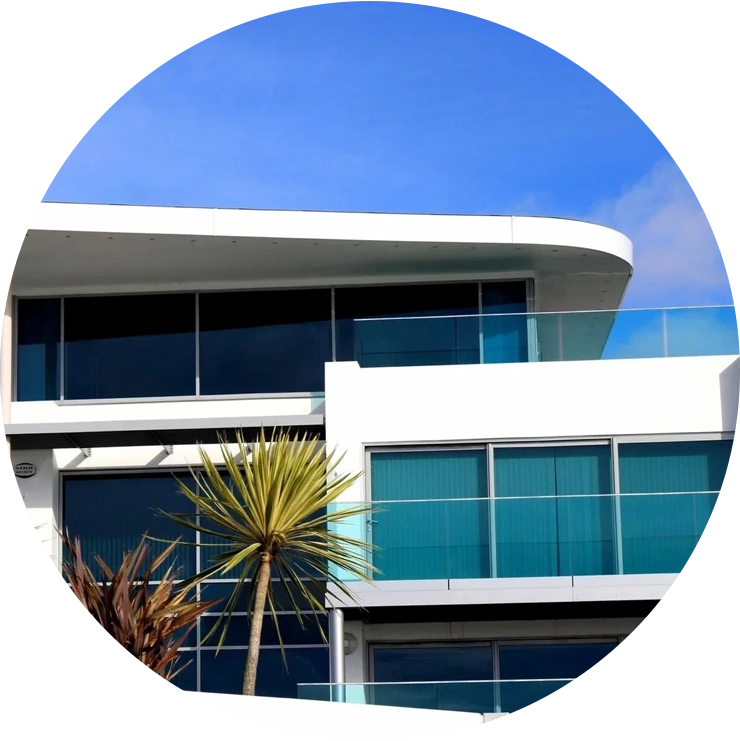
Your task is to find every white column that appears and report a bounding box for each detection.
[329,607,346,701]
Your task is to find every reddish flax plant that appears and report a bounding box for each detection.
[60,530,219,682]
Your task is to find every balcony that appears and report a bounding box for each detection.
[330,491,718,582]
[352,305,738,368]
[298,678,733,721]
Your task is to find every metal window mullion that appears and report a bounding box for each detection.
[331,287,337,362]
[478,281,484,364]
[612,439,624,575]
[195,292,200,397]
[493,641,502,714]
[59,296,65,400]
[488,444,497,579]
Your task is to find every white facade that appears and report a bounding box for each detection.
[5,202,736,713]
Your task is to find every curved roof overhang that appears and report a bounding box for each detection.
[14,203,633,309]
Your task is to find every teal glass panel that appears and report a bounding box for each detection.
[354,316,479,368]
[494,446,614,577]
[494,448,557,577]
[554,446,616,575]
[618,440,731,574]
[481,282,528,364]
[370,450,489,580]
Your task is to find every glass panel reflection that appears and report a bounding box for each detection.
[199,289,332,394]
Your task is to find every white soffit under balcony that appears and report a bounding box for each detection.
[15,203,633,308]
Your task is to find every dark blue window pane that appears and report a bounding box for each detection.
[62,472,197,581]
[170,654,198,691]
[201,613,328,647]
[64,293,196,399]
[336,283,479,367]
[499,641,734,720]
[199,289,332,394]
[201,647,329,697]
[199,580,326,613]
[374,645,493,682]
[482,282,528,363]
[372,644,494,714]
[499,642,617,679]
[17,298,60,400]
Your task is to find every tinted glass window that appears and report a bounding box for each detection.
[335,283,479,367]
[17,298,61,401]
[199,289,332,394]
[62,472,197,580]
[373,644,493,683]
[371,644,494,714]
[481,281,528,362]
[201,614,328,647]
[64,293,196,399]
[200,647,329,697]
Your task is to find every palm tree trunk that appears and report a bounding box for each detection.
[242,553,272,695]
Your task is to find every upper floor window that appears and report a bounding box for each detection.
[64,293,196,400]
[14,280,528,401]
[16,297,60,401]
[199,288,332,395]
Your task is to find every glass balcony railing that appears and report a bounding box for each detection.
[328,491,718,582]
[352,305,738,368]
[298,679,732,721]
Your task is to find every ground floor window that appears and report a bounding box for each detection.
[369,639,618,714]
[62,471,330,698]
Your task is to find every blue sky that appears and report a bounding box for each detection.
[43,1,732,309]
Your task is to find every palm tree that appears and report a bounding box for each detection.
[160,428,377,696]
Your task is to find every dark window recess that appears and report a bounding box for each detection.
[199,289,332,394]
[16,298,61,401]
[64,293,196,399]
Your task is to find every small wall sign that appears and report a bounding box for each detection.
[14,463,36,478]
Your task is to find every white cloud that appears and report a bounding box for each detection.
[590,159,733,307]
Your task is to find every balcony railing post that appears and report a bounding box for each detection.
[611,439,624,575]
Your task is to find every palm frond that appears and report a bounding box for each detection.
[159,427,378,675]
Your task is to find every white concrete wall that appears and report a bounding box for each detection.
[325,355,739,501]
[10,394,323,425]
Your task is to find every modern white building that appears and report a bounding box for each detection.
[4,202,737,715]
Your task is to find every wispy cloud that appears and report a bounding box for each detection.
[589,159,733,307]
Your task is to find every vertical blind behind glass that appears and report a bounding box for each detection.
[370,449,490,580]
